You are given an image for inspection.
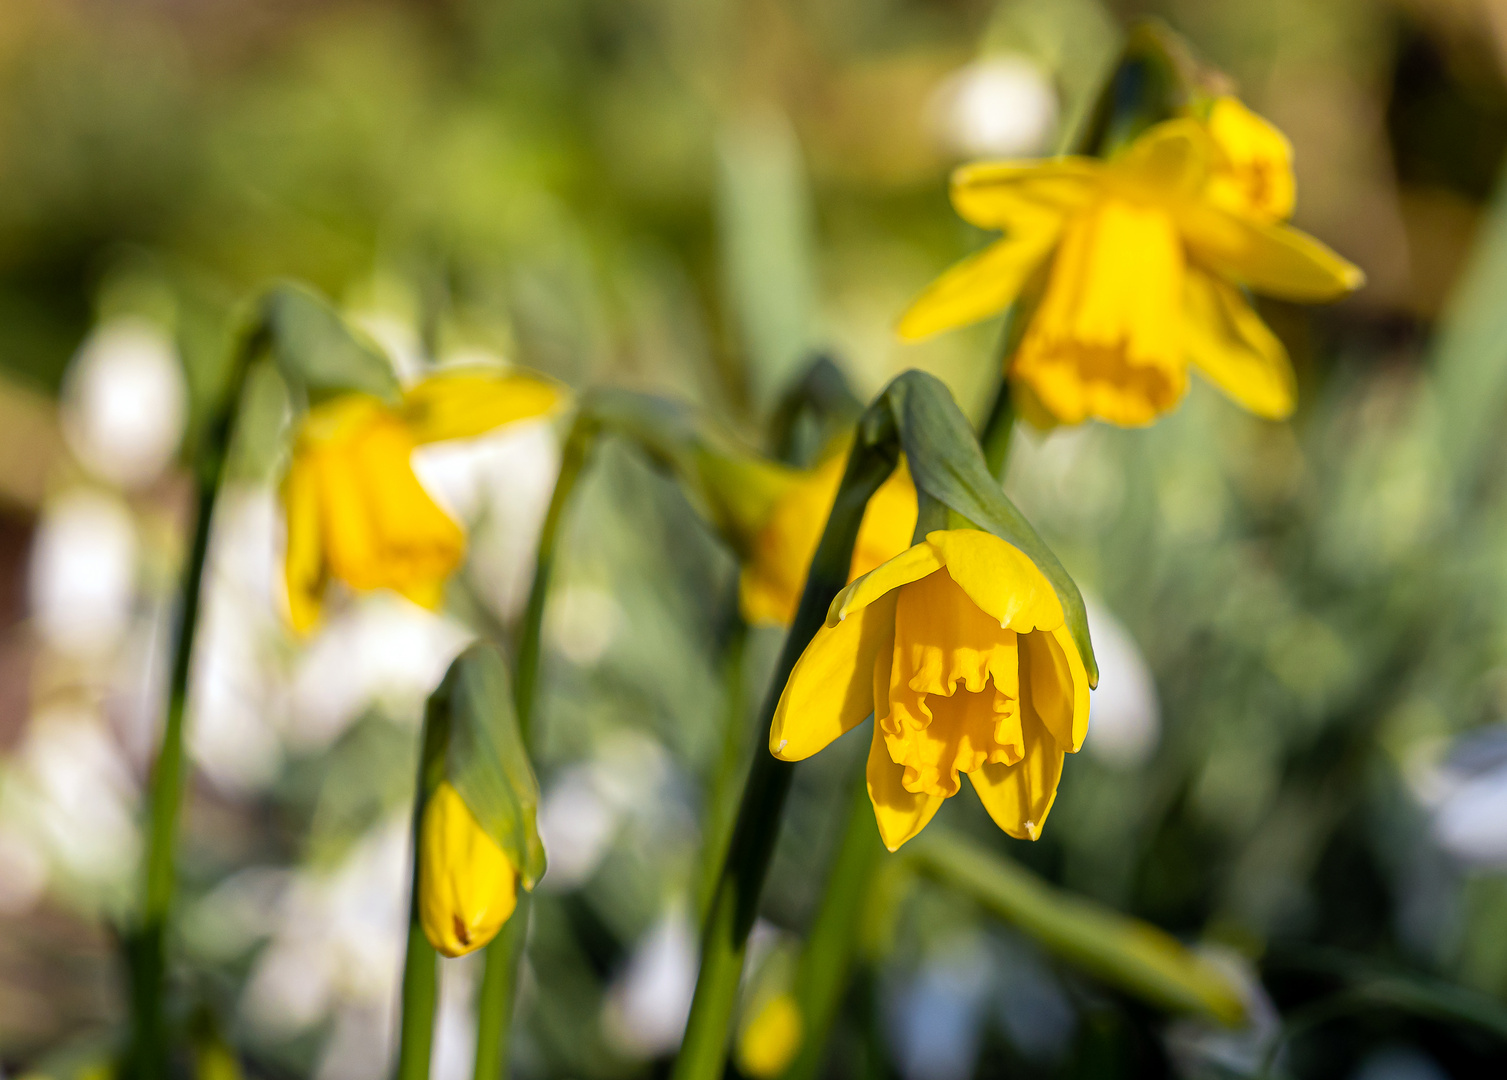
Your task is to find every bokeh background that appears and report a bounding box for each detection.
[4,0,1507,1077]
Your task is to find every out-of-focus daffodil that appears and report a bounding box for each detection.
[736,993,803,1078]
[710,453,917,627]
[418,781,518,957]
[282,369,560,633]
[898,100,1363,427]
[770,529,1090,851]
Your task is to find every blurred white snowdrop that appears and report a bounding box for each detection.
[1420,728,1507,866]
[11,703,140,905]
[411,416,561,621]
[602,905,698,1058]
[241,815,409,1048]
[1165,947,1280,1077]
[546,583,624,666]
[62,317,186,489]
[30,487,138,657]
[287,593,472,752]
[929,55,1059,159]
[538,734,683,890]
[190,488,288,793]
[1082,598,1161,769]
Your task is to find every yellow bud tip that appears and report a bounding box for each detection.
[737,994,804,1078]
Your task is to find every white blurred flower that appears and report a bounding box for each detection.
[287,593,472,752]
[11,703,140,901]
[929,56,1059,159]
[62,317,186,488]
[1422,729,1507,866]
[602,906,698,1057]
[1082,598,1161,769]
[190,488,287,794]
[886,934,995,1080]
[241,815,410,1041]
[30,488,138,657]
[412,418,561,622]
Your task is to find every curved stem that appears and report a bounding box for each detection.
[122,337,257,1080]
[396,703,451,1080]
[673,444,897,1080]
[468,415,597,1077]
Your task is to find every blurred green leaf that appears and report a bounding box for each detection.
[259,281,401,407]
[909,827,1246,1025]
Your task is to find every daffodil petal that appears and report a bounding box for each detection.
[827,542,943,626]
[927,529,1064,633]
[1022,627,1090,752]
[867,722,944,851]
[404,370,562,444]
[949,159,1102,230]
[1110,118,1213,202]
[969,720,1064,841]
[282,453,325,635]
[771,591,898,760]
[897,230,1059,341]
[1183,268,1295,419]
[1205,96,1295,222]
[1178,204,1364,301]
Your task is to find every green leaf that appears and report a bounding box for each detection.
[258,282,401,407]
[910,827,1246,1025]
[430,644,546,889]
[857,369,1098,686]
[1074,19,1199,158]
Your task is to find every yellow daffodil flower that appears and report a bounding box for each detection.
[736,993,803,1078]
[737,455,917,627]
[282,369,560,634]
[898,100,1363,427]
[770,529,1090,850]
[418,781,518,957]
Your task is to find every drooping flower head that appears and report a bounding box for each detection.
[770,529,1090,850]
[419,781,518,957]
[899,96,1363,427]
[282,368,560,633]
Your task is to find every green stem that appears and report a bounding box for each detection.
[778,380,1019,1074]
[514,417,596,745]
[696,613,750,923]
[782,771,883,1080]
[673,445,897,1080]
[123,336,256,1080]
[465,416,596,1078]
[472,892,531,1080]
[396,695,451,1080]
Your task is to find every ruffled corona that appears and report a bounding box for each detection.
[898,103,1363,427]
[769,529,1090,850]
[282,368,560,634]
[418,782,519,958]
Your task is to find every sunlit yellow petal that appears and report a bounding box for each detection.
[897,231,1059,341]
[419,782,518,957]
[1178,202,1364,301]
[1182,268,1295,419]
[1204,96,1295,223]
[736,994,803,1078]
[771,592,897,761]
[867,721,945,852]
[403,369,562,444]
[1108,118,1213,203]
[949,159,1102,230]
[828,541,943,626]
[282,453,325,635]
[927,529,1063,634]
[1022,628,1089,752]
[969,716,1065,841]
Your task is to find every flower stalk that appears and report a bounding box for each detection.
[674,443,900,1080]
[122,325,258,1080]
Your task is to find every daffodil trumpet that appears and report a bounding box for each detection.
[899,87,1364,428]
